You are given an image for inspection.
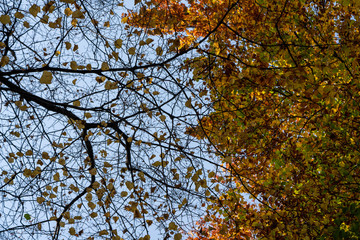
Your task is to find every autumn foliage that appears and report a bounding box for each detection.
[128,0,360,239]
[1,0,360,239]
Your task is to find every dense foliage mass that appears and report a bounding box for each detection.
[128,0,360,239]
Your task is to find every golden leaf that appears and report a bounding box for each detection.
[128,47,136,55]
[72,10,84,19]
[29,4,40,18]
[125,181,134,190]
[99,230,108,235]
[14,12,24,19]
[25,150,33,156]
[155,46,163,56]
[42,152,50,159]
[169,222,178,230]
[64,8,72,16]
[104,81,118,90]
[70,61,77,70]
[0,15,10,25]
[101,62,109,71]
[104,162,112,167]
[85,193,92,202]
[0,56,10,67]
[185,98,192,108]
[84,112,92,119]
[145,38,154,44]
[39,71,53,84]
[115,39,123,48]
[72,100,80,107]
[37,197,45,204]
[53,172,60,181]
[89,168,97,175]
[88,202,96,210]
[174,233,182,240]
[69,227,76,235]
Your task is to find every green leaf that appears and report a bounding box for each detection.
[24,213,31,220]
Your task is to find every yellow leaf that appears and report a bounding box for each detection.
[104,21,110,27]
[145,38,153,44]
[23,169,32,177]
[86,64,92,70]
[61,0,75,3]
[69,227,76,235]
[134,209,142,218]
[0,15,10,25]
[104,162,112,167]
[104,81,117,90]
[53,172,60,181]
[64,8,72,16]
[88,202,96,209]
[42,152,50,159]
[0,56,9,67]
[99,230,108,235]
[121,17,128,24]
[125,181,134,190]
[90,212,98,218]
[135,0,142,5]
[72,10,84,19]
[84,112,92,119]
[156,46,163,56]
[29,4,40,18]
[39,71,53,84]
[14,12,24,19]
[101,62,109,71]
[0,42,5,48]
[121,191,128,197]
[37,197,45,204]
[65,42,71,50]
[169,222,178,230]
[40,15,49,23]
[89,168,97,175]
[25,150,33,156]
[152,161,161,167]
[115,39,123,48]
[128,47,136,55]
[174,233,182,240]
[160,115,166,121]
[208,171,215,178]
[23,21,30,28]
[185,98,192,108]
[73,100,80,107]
[70,61,77,70]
